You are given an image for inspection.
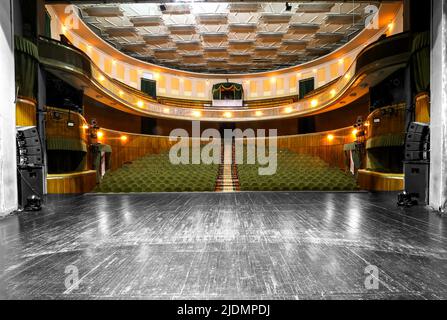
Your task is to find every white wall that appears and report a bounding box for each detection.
[0,0,18,216]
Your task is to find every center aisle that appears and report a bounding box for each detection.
[215,139,240,192]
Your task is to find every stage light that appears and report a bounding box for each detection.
[120,135,128,142]
[255,110,263,116]
[137,100,144,108]
[97,131,104,140]
[284,107,293,114]
[223,112,232,118]
[311,99,318,107]
[327,134,334,142]
[192,110,201,118]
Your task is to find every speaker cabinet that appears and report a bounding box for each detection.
[404,162,429,204]
[16,126,43,167]
[17,167,44,209]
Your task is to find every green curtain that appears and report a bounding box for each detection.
[299,77,315,99]
[15,36,39,100]
[141,78,157,98]
[47,137,88,152]
[411,31,430,94]
[45,11,52,38]
[212,82,243,100]
[366,133,405,150]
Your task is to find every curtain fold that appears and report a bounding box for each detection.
[411,31,430,94]
[15,36,39,100]
[212,83,243,100]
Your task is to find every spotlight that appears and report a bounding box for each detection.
[285,2,292,12]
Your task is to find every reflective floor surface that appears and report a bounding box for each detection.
[0,192,446,299]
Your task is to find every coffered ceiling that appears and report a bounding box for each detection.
[77,1,381,74]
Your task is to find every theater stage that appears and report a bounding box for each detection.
[0,192,446,300]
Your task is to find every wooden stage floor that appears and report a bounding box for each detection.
[0,192,446,300]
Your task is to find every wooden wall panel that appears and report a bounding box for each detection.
[358,169,404,191]
[46,107,89,145]
[366,103,406,139]
[16,98,37,126]
[47,170,97,194]
[415,92,430,124]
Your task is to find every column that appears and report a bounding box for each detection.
[429,0,447,211]
[0,0,18,216]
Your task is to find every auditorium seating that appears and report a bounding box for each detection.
[94,147,219,193]
[238,148,358,191]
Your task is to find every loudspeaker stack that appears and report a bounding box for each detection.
[404,122,430,204]
[16,126,44,210]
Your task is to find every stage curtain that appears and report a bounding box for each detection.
[411,31,430,94]
[212,82,243,100]
[14,35,39,100]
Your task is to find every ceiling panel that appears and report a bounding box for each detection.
[78,1,381,74]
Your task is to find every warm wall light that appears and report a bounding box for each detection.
[137,100,144,108]
[297,73,302,78]
[120,135,128,142]
[345,74,351,80]
[388,21,395,32]
[223,111,232,118]
[61,24,67,34]
[338,58,344,65]
[327,134,334,142]
[87,45,92,52]
[270,76,276,84]
[330,89,337,97]
[192,110,201,118]
[82,124,89,130]
[312,69,317,73]
[364,121,370,127]
[98,75,105,82]
[352,129,358,136]
[163,108,170,114]
[97,131,104,140]
[284,107,293,114]
[112,59,117,65]
[118,90,124,97]
[153,72,160,80]
[311,99,318,107]
[255,110,263,116]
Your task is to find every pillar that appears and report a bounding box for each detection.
[0,0,18,216]
[429,0,447,211]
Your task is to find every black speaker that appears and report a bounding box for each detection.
[405,141,429,151]
[16,126,43,167]
[17,167,44,210]
[408,122,430,135]
[404,162,429,204]
[406,132,429,143]
[405,151,429,161]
